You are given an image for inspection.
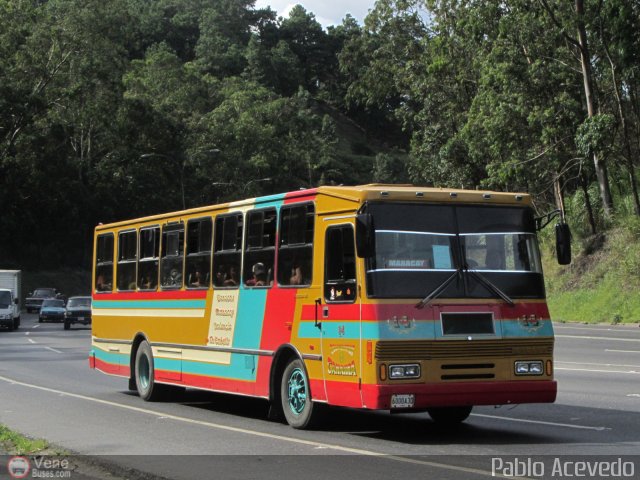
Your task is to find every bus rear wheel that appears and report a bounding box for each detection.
[281,359,317,429]
[135,340,166,401]
[427,406,473,424]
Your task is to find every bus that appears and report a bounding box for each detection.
[90,184,570,428]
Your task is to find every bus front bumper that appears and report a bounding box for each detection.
[362,380,557,410]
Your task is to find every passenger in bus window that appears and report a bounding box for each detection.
[224,265,239,286]
[168,268,182,286]
[96,274,111,292]
[246,262,267,286]
[141,274,154,290]
[290,263,303,285]
[190,270,204,287]
[215,266,226,286]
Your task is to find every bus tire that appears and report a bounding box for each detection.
[134,340,166,401]
[281,358,316,429]
[427,406,473,424]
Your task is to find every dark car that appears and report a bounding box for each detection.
[64,296,91,330]
[38,298,66,323]
[26,287,62,313]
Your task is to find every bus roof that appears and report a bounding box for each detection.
[95,184,531,231]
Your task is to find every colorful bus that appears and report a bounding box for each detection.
[90,185,570,428]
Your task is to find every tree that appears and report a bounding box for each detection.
[539,0,615,217]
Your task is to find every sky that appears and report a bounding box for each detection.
[253,0,373,28]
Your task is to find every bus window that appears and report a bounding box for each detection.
[95,233,114,292]
[186,218,212,288]
[138,226,160,290]
[243,208,277,287]
[278,203,314,287]
[213,213,243,288]
[324,225,356,302]
[160,224,184,289]
[117,230,137,291]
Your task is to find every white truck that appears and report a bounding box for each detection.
[0,270,21,330]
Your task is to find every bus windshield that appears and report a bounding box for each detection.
[365,203,544,299]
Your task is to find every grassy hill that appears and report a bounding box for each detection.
[543,215,640,324]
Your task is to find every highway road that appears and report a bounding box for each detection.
[0,314,639,479]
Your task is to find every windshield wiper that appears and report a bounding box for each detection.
[466,269,515,306]
[415,268,462,309]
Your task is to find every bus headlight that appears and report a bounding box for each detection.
[515,361,544,375]
[389,364,421,379]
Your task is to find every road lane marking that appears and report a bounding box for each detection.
[45,346,63,354]
[32,325,40,329]
[555,367,639,374]
[605,349,640,354]
[0,374,529,479]
[554,326,640,333]
[472,414,610,431]
[627,394,640,398]
[27,339,36,344]
[556,335,640,342]
[25,332,29,336]
[557,361,640,368]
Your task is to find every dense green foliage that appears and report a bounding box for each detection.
[1,0,639,270]
[543,213,640,323]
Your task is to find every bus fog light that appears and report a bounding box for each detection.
[515,361,543,376]
[389,364,421,379]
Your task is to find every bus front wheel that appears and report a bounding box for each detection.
[135,341,166,401]
[427,406,473,424]
[281,359,317,429]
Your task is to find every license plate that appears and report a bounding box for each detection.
[78,317,84,321]
[391,394,415,409]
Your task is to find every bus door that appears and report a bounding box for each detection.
[322,223,362,407]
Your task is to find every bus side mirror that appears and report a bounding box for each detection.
[355,213,375,258]
[555,223,571,265]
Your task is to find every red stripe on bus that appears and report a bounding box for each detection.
[94,357,129,377]
[261,289,297,349]
[178,372,258,396]
[323,379,363,408]
[283,189,317,204]
[360,380,557,409]
[92,290,208,301]
[253,289,298,396]
[300,302,550,322]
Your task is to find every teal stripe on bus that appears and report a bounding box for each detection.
[234,288,268,349]
[298,319,553,340]
[231,194,285,349]
[155,355,257,381]
[93,348,127,365]
[93,299,206,309]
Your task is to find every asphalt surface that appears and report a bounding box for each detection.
[0,314,639,479]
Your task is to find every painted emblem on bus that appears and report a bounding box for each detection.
[387,315,415,334]
[327,344,357,376]
[519,314,543,332]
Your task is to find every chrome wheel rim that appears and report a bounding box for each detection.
[287,368,307,415]
[138,354,150,389]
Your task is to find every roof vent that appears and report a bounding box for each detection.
[416,192,424,197]
[381,191,390,197]
[450,192,458,198]
[515,195,523,201]
[483,193,492,200]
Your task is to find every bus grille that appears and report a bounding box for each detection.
[375,339,553,361]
